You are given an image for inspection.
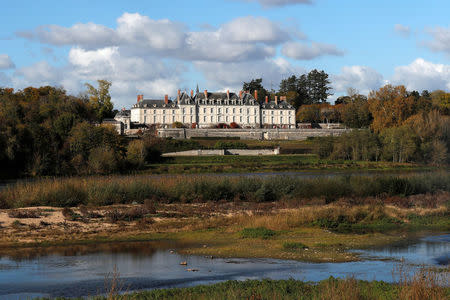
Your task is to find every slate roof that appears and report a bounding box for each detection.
[115,109,130,117]
[261,101,294,110]
[194,92,258,106]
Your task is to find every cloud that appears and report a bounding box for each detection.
[424,26,450,56]
[0,54,15,69]
[281,41,344,60]
[241,0,313,7]
[332,65,384,95]
[17,23,117,49]
[391,58,450,91]
[194,57,304,90]
[394,24,411,37]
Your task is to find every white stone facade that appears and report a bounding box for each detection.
[126,90,295,129]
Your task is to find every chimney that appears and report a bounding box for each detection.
[137,95,142,102]
[265,96,268,103]
[254,90,258,101]
[177,89,181,104]
[239,90,243,99]
[164,94,168,104]
[275,96,278,105]
[227,89,230,100]
[204,90,208,100]
[190,89,194,97]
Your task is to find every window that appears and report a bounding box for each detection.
[163,116,166,123]
[247,116,249,123]
[153,116,156,123]
[210,116,213,122]
[144,116,147,123]
[280,117,283,123]
[153,109,156,114]
[218,108,221,113]
[210,108,213,113]
[163,110,166,114]
[239,108,242,113]
[183,116,185,123]
[233,116,235,122]
[289,117,291,123]
[203,108,206,113]
[247,109,249,115]
[172,116,175,122]
[233,108,235,113]
[182,108,185,114]
[204,116,206,122]
[225,108,228,113]
[190,108,193,114]
[254,109,257,114]
[240,116,242,122]
[190,116,193,123]
[226,116,228,122]
[271,110,274,115]
[144,110,147,115]
[172,109,175,114]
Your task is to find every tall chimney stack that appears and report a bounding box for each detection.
[204,90,208,100]
[164,94,168,104]
[177,89,181,104]
[254,90,258,101]
[239,90,243,99]
[265,96,268,103]
[227,89,230,100]
[190,90,193,97]
[137,94,143,102]
[275,96,278,105]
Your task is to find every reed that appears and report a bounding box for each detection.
[1,172,449,208]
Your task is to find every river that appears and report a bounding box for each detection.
[0,233,448,299]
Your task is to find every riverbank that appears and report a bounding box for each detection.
[0,194,448,263]
[44,276,448,300]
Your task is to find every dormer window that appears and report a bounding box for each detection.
[153,104,156,107]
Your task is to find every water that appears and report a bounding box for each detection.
[0,234,448,299]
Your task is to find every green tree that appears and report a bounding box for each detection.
[380,126,417,163]
[242,78,268,103]
[85,80,113,121]
[306,69,333,103]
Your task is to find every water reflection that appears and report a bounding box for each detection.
[0,234,448,299]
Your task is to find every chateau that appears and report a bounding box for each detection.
[116,89,296,131]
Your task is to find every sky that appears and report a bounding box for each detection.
[0,0,449,108]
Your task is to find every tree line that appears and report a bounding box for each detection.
[0,81,165,178]
[243,74,449,165]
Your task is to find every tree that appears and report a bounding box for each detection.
[306,69,333,103]
[380,126,417,163]
[368,85,416,132]
[338,92,371,128]
[127,139,147,168]
[296,104,321,123]
[85,80,113,121]
[242,78,268,103]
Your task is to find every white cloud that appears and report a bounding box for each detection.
[220,16,290,44]
[17,23,117,49]
[391,58,450,91]
[394,24,411,37]
[0,54,15,69]
[242,0,313,7]
[424,26,450,56]
[13,61,61,87]
[281,41,344,60]
[194,57,304,90]
[332,66,384,95]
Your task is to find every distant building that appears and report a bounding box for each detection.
[123,89,295,131]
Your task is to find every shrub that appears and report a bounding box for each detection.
[126,139,147,168]
[88,146,119,174]
[240,227,276,239]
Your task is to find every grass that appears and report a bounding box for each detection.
[2,171,448,209]
[145,154,430,174]
[40,266,450,300]
[240,227,277,239]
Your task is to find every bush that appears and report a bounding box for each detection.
[88,146,119,174]
[240,227,276,239]
[126,139,147,168]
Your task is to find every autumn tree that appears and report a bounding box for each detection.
[85,79,114,121]
[368,85,416,132]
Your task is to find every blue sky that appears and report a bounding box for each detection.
[0,0,449,107]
